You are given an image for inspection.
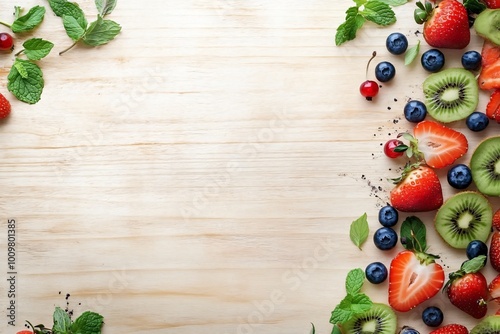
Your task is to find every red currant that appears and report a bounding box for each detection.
[360,80,379,101]
[384,139,405,158]
[0,32,14,52]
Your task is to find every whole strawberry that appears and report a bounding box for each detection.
[429,324,469,334]
[0,93,11,119]
[485,0,500,8]
[414,0,470,49]
[445,256,488,319]
[490,231,500,272]
[390,164,443,212]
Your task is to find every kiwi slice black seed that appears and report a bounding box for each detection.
[471,315,500,334]
[423,68,478,123]
[474,9,500,46]
[470,136,500,196]
[435,191,492,249]
[341,303,397,334]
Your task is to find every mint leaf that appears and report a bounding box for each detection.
[83,15,121,46]
[22,38,54,60]
[400,216,427,253]
[53,307,71,334]
[71,311,104,334]
[346,268,365,295]
[95,0,117,16]
[7,59,44,104]
[354,0,367,6]
[349,293,372,313]
[11,5,46,33]
[376,0,408,6]
[331,325,342,334]
[404,40,420,65]
[48,0,88,29]
[461,255,486,273]
[330,296,354,324]
[464,0,486,14]
[361,1,396,26]
[349,213,369,249]
[335,7,365,46]
[63,15,86,41]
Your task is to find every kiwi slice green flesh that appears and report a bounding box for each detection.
[341,303,397,334]
[471,315,500,334]
[423,68,478,123]
[435,191,492,249]
[474,9,500,46]
[471,136,500,196]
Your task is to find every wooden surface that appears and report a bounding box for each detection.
[1,0,500,333]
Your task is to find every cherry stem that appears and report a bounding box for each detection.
[59,41,78,56]
[365,51,377,79]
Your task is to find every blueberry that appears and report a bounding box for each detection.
[378,205,399,227]
[404,100,427,123]
[373,227,398,250]
[421,49,445,72]
[386,32,408,55]
[365,262,388,284]
[375,61,396,82]
[462,50,482,71]
[467,240,488,263]
[400,326,420,334]
[447,164,473,189]
[422,306,443,327]
[466,111,489,132]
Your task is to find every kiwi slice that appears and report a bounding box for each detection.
[434,191,492,249]
[474,9,500,46]
[470,136,500,196]
[423,68,479,123]
[471,315,500,334]
[341,303,397,334]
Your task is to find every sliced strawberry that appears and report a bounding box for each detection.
[489,274,500,303]
[413,120,468,169]
[493,209,500,231]
[486,90,500,120]
[490,231,500,272]
[429,324,469,334]
[388,250,445,312]
[390,164,443,212]
[485,0,500,8]
[479,40,500,90]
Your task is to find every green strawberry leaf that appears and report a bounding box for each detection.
[461,255,486,273]
[350,213,369,250]
[464,0,486,14]
[7,59,44,104]
[11,5,46,33]
[400,216,427,253]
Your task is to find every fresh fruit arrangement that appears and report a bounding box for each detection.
[326,0,500,333]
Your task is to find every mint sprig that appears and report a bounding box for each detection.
[330,268,373,325]
[349,213,369,250]
[27,306,104,334]
[7,59,44,104]
[0,5,46,33]
[336,0,398,46]
[16,38,55,60]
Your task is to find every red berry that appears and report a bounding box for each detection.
[384,139,405,158]
[360,80,379,100]
[0,32,14,51]
[0,93,11,119]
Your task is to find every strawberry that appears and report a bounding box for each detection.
[490,231,500,272]
[412,120,468,169]
[486,90,500,120]
[414,0,470,49]
[429,324,469,334]
[16,331,33,334]
[445,257,489,319]
[479,40,500,91]
[388,250,445,312]
[390,164,443,212]
[485,0,500,8]
[489,273,500,304]
[494,208,500,231]
[0,92,11,119]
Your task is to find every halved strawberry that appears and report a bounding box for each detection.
[390,164,443,212]
[388,250,445,312]
[489,274,500,304]
[429,324,469,334]
[479,40,500,90]
[490,231,500,272]
[485,0,500,9]
[412,120,468,169]
[493,208,500,231]
[486,90,500,120]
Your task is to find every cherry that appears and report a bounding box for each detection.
[384,139,406,158]
[0,32,14,52]
[360,51,379,101]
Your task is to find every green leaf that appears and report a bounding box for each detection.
[461,255,486,273]
[63,15,86,41]
[400,216,427,253]
[83,15,122,46]
[464,0,486,14]
[345,268,365,295]
[349,213,369,249]
[349,293,372,313]
[335,7,365,46]
[95,0,117,16]
[354,0,367,6]
[361,1,396,26]
[22,38,54,60]
[71,311,104,334]
[331,325,342,334]
[330,296,354,324]
[404,40,420,65]
[48,0,88,29]
[376,0,408,6]
[310,323,315,334]
[7,59,44,104]
[11,5,46,33]
[53,307,71,334]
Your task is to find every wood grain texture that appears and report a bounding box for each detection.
[1,0,499,333]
